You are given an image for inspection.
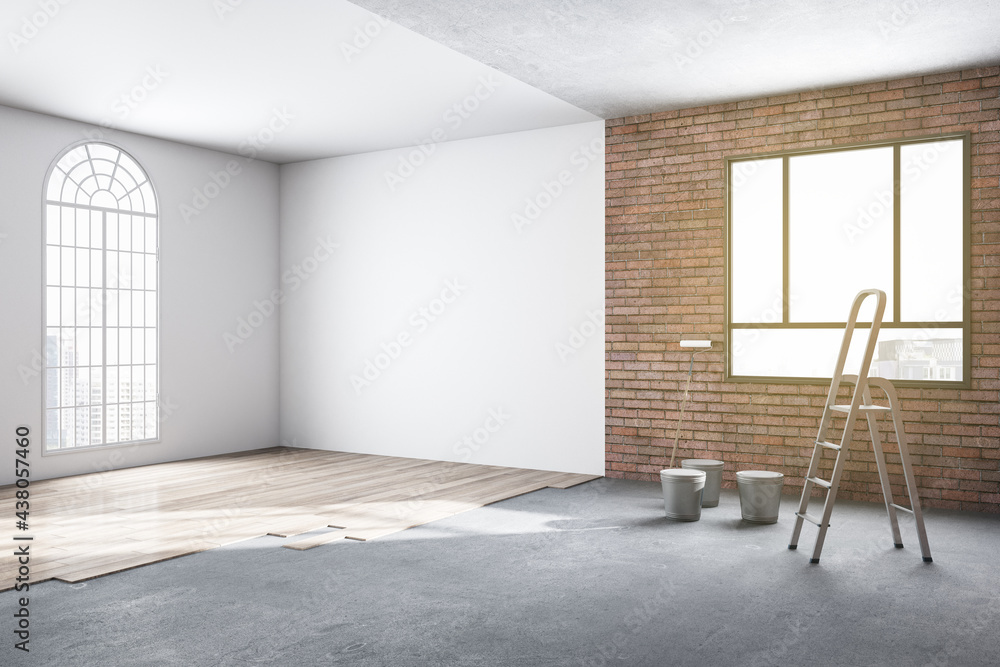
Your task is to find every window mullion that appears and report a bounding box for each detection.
[782,155,790,324]
[893,145,901,323]
[102,210,108,446]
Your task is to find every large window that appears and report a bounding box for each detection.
[44,143,159,452]
[725,133,969,387]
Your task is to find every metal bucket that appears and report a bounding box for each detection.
[681,459,724,507]
[660,469,706,521]
[736,470,784,524]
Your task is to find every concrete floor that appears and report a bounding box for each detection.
[3,478,998,666]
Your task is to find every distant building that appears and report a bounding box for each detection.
[873,337,962,381]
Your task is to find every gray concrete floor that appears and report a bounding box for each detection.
[3,478,999,666]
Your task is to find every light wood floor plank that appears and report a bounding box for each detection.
[0,448,602,589]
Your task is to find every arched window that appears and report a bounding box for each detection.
[44,143,158,451]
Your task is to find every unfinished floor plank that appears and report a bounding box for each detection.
[282,528,347,551]
[0,447,602,589]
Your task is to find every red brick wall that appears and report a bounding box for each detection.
[604,67,1000,512]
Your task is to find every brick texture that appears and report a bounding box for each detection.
[605,67,1000,513]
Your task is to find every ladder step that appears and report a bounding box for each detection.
[816,440,841,451]
[890,503,914,514]
[795,512,827,527]
[807,476,832,489]
[830,404,892,413]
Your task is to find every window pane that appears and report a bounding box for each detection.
[788,147,895,322]
[76,328,90,367]
[46,410,59,449]
[132,365,145,402]
[76,210,90,248]
[61,287,75,326]
[105,290,118,327]
[900,140,963,322]
[45,330,59,367]
[46,205,60,244]
[145,254,157,291]
[61,207,75,246]
[119,328,132,365]
[119,290,132,325]
[107,328,118,365]
[132,217,144,252]
[132,291,145,328]
[61,408,75,447]
[873,329,963,382]
[732,326,963,382]
[91,249,103,287]
[107,403,119,443]
[46,246,60,285]
[118,366,131,403]
[47,172,65,203]
[61,247,74,287]
[145,293,157,327]
[132,328,145,364]
[90,405,103,444]
[119,252,132,288]
[132,253,145,290]
[91,211,103,248]
[76,289,92,327]
[732,328,850,378]
[144,401,157,440]
[731,158,783,323]
[91,328,103,367]
[107,214,119,251]
[46,287,60,326]
[60,368,75,407]
[132,402,145,441]
[119,214,131,250]
[76,248,89,287]
[75,363,90,406]
[106,250,119,288]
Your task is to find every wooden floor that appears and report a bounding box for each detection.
[0,447,598,590]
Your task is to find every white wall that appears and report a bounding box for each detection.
[279,121,605,475]
[0,105,280,485]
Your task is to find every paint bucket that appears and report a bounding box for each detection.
[736,470,784,524]
[660,469,706,521]
[681,459,724,507]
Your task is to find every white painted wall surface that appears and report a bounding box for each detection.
[279,121,605,475]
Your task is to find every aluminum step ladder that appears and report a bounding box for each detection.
[788,288,932,564]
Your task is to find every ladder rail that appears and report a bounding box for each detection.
[868,377,933,562]
[861,382,904,548]
[790,291,885,559]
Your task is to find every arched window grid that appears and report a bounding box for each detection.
[43,142,159,452]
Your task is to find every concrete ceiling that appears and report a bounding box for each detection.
[0,1,996,163]
[353,0,1000,119]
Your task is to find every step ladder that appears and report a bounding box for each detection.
[788,289,932,564]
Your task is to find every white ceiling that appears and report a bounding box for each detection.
[0,0,597,163]
[1,1,997,164]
